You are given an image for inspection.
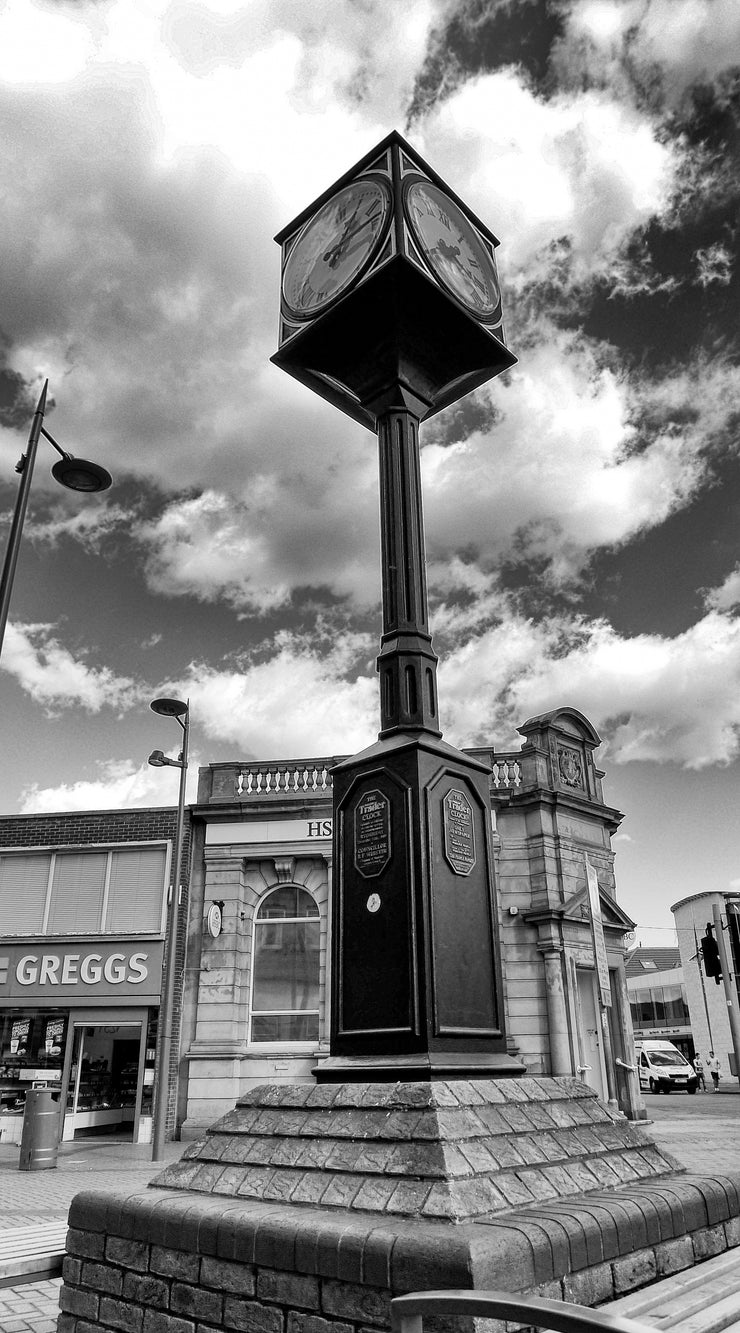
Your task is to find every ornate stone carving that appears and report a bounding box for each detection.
[557,745,584,790]
[273,856,296,884]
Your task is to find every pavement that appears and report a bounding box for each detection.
[0,1135,183,1332]
[0,1086,738,1333]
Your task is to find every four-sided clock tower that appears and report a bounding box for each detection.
[272,131,522,1080]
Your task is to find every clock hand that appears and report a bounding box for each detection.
[323,213,379,266]
[434,238,461,264]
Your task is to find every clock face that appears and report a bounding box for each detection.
[405,180,500,319]
[282,178,391,318]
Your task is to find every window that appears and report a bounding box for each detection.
[0,846,167,935]
[630,983,690,1030]
[250,886,320,1043]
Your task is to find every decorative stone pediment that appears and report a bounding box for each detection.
[563,883,635,934]
[517,707,605,803]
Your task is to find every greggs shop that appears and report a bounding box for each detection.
[0,835,171,1146]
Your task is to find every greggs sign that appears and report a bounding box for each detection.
[0,940,164,1004]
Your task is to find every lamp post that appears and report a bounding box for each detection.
[0,380,112,658]
[148,696,190,1162]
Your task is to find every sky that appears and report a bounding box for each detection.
[1,0,740,947]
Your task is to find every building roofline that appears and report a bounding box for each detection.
[0,804,178,822]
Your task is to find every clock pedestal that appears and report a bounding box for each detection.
[316,393,521,1081]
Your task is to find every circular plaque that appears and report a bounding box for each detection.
[205,903,223,939]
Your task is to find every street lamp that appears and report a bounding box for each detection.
[0,380,112,658]
[148,695,190,1162]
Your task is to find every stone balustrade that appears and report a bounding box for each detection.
[201,752,524,804]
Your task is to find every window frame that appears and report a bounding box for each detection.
[248,884,321,1048]
[0,841,170,937]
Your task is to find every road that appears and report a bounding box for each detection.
[640,1082,740,1174]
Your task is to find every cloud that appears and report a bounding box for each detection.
[423,332,736,590]
[558,0,740,111]
[20,757,199,814]
[1,0,730,628]
[0,0,453,500]
[704,567,740,613]
[440,608,740,770]
[415,67,680,283]
[113,330,738,613]
[24,502,136,551]
[1,623,139,712]
[136,456,382,613]
[696,242,734,288]
[171,630,378,756]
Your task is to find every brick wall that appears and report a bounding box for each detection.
[56,1181,740,1333]
[60,1234,393,1333]
[0,807,181,847]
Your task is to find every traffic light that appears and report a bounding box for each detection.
[701,925,722,984]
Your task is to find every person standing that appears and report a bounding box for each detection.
[693,1055,706,1090]
[707,1050,721,1091]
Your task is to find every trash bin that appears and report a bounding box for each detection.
[19,1087,60,1171]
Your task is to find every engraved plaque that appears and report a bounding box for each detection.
[354,788,391,878]
[443,788,476,876]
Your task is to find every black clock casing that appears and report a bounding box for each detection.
[272,130,517,430]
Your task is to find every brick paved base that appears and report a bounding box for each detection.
[56,1080,740,1333]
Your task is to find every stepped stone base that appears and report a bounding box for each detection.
[57,1079,740,1333]
[154,1076,679,1222]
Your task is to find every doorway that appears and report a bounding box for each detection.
[62,1016,148,1141]
[575,968,607,1100]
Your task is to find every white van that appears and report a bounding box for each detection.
[635,1040,698,1094]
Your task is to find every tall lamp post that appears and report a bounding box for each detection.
[0,380,112,657]
[148,696,190,1162]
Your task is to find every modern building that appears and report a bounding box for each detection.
[625,946,693,1060]
[672,890,740,1079]
[0,807,189,1145]
[179,707,643,1137]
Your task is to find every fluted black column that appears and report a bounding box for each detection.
[376,407,440,738]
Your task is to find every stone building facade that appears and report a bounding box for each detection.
[180,707,643,1137]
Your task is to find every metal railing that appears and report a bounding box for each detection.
[391,1290,653,1333]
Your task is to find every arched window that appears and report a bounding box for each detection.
[250,886,320,1043]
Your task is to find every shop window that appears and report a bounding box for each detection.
[0,845,167,935]
[0,1009,68,1113]
[630,989,656,1025]
[661,984,689,1026]
[250,886,320,1043]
